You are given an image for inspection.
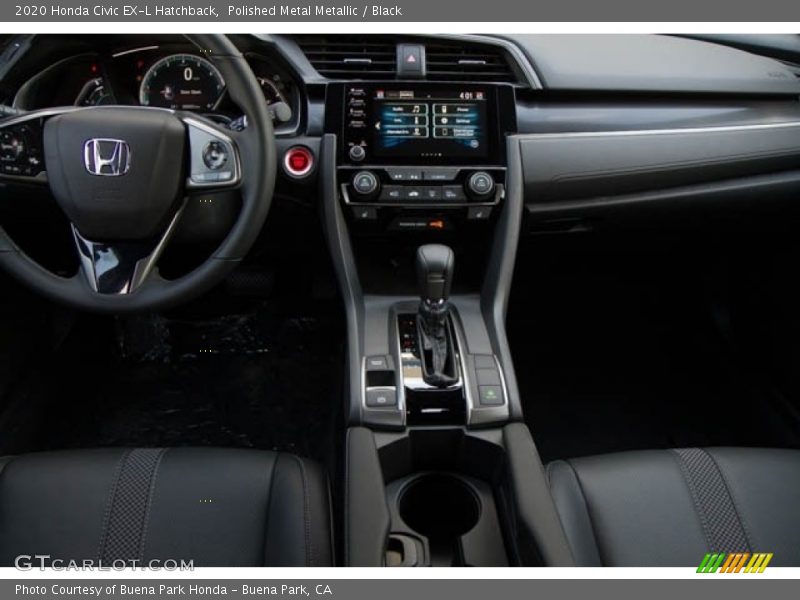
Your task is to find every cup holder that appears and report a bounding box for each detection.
[398,474,480,541]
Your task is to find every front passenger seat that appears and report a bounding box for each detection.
[0,447,332,567]
[548,447,800,566]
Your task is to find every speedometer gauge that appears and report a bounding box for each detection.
[139,54,225,111]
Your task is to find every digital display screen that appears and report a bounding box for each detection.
[371,88,488,160]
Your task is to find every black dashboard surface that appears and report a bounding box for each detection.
[504,34,800,95]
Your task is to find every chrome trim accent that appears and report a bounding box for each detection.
[182,116,242,189]
[130,206,184,291]
[111,45,160,58]
[431,34,542,89]
[283,145,314,178]
[2,105,177,129]
[83,138,131,177]
[399,316,464,392]
[0,106,81,128]
[72,203,184,295]
[386,306,469,426]
[516,120,800,139]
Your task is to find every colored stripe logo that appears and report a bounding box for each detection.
[697,553,773,573]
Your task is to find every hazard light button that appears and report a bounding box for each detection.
[397,44,425,78]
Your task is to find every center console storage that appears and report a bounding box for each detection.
[389,472,503,567]
[351,428,511,567]
[345,424,577,568]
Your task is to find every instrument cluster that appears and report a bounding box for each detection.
[13,43,300,132]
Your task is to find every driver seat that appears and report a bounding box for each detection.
[0,447,332,567]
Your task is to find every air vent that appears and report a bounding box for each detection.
[294,35,396,79]
[425,40,519,83]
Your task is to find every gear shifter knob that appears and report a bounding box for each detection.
[416,244,455,303]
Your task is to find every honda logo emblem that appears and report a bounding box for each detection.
[83,138,131,176]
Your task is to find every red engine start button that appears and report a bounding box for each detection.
[284,146,314,177]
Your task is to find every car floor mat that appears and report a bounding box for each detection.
[21,301,344,464]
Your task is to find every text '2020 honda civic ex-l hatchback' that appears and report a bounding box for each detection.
[0,33,799,567]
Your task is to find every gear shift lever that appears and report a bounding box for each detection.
[415,244,457,387]
[416,244,455,305]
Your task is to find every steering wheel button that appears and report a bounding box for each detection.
[202,141,228,170]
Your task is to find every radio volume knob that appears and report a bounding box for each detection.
[466,171,495,200]
[352,171,380,198]
[349,145,366,162]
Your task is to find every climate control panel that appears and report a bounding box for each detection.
[338,165,505,231]
[341,167,504,207]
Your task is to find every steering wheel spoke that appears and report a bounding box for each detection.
[0,107,79,184]
[72,205,184,295]
[182,115,242,191]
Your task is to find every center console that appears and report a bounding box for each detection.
[321,80,539,567]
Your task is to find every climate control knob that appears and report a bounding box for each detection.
[466,171,495,200]
[352,170,380,198]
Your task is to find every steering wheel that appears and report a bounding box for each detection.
[0,34,276,312]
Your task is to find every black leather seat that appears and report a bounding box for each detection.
[0,447,333,567]
[548,447,800,566]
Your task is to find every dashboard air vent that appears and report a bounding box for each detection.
[294,35,396,79]
[425,40,519,83]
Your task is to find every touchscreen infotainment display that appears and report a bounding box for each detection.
[372,88,488,160]
[342,84,499,165]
